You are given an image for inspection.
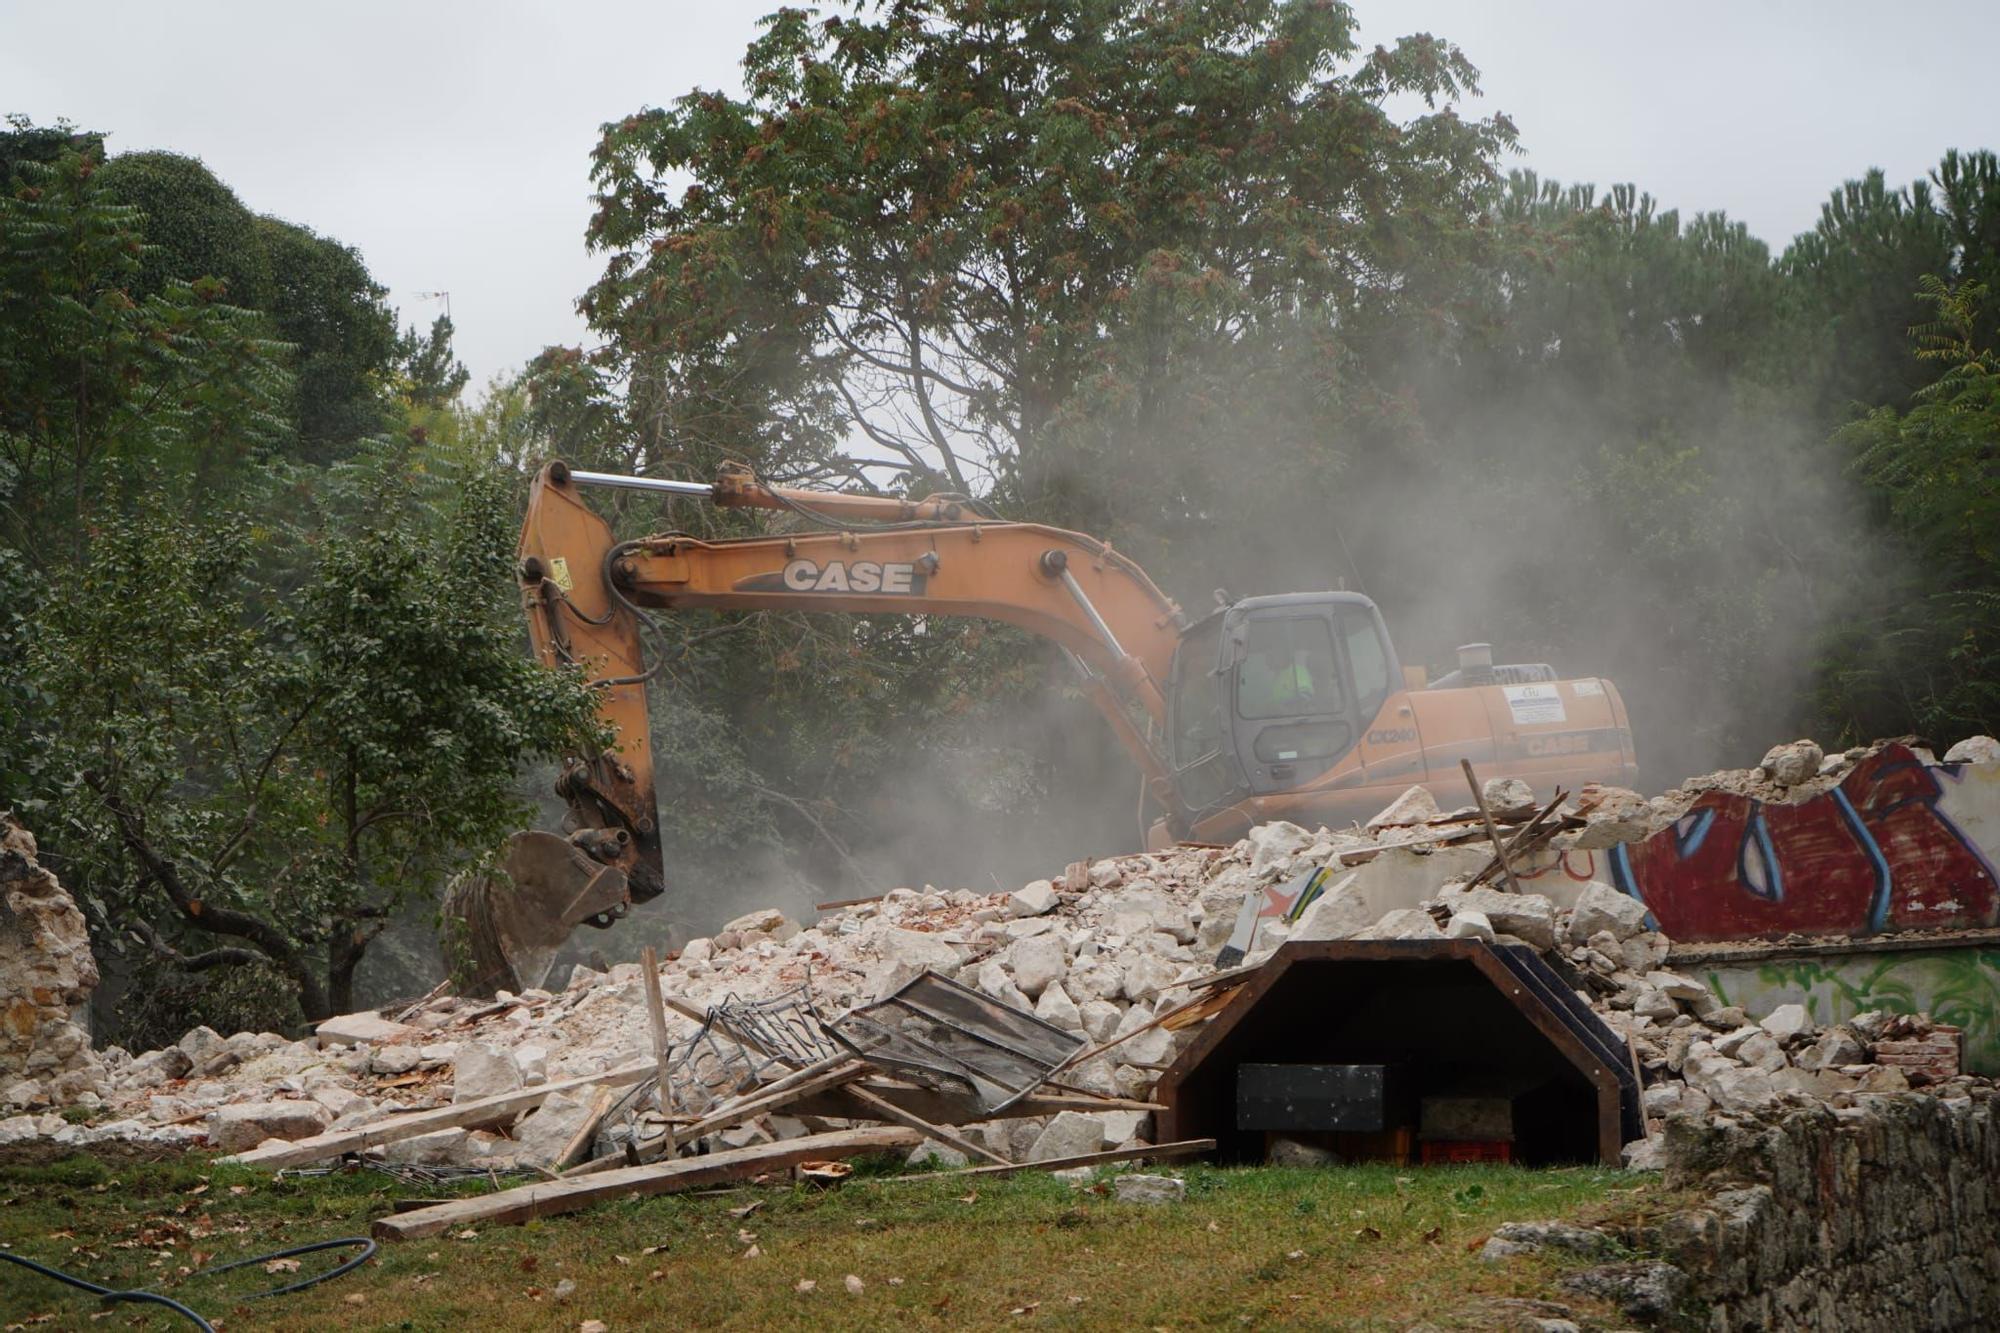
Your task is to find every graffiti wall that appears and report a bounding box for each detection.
[1701,947,2000,1075]
[1516,745,2000,943]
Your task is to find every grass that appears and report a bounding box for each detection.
[0,1149,1679,1331]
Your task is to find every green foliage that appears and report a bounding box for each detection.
[1823,276,2000,738]
[0,144,293,552]
[17,445,607,1023]
[95,149,273,308]
[254,215,398,461]
[395,313,471,411]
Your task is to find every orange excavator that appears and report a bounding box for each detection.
[447,460,1640,992]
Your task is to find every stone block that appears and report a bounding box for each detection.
[206,1100,332,1155]
[1027,1111,1106,1162]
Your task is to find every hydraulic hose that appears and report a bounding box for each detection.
[0,1235,378,1331]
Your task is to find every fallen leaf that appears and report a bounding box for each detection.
[612,1254,632,1265]
[1354,1226,1381,1241]
[1286,1249,1305,1260]
[795,1279,816,1293]
[956,1192,978,1204]
[1010,1302,1041,1316]
[344,1293,366,1305]
[742,1245,761,1260]
[520,1255,539,1273]
[456,1229,479,1241]
[227,1186,250,1196]
[185,1185,208,1197]
[736,1228,757,1244]
[887,1277,903,1287]
[844,1274,864,1295]
[1421,1226,1443,1244]
[579,1322,608,1333]
[262,1257,301,1274]
[641,1243,669,1255]
[728,1201,763,1220]
[648,1269,665,1282]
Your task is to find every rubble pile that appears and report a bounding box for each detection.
[2,734,1994,1174]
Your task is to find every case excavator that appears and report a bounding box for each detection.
[444,460,1639,993]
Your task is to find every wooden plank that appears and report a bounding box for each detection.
[639,945,673,1103]
[1461,758,1524,895]
[638,945,675,1154]
[225,1059,654,1168]
[373,1126,920,1241]
[885,1137,1215,1182]
[790,1085,1162,1123]
[842,1084,1010,1166]
[560,1055,867,1178]
[554,1086,618,1171]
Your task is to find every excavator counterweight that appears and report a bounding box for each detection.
[446,461,1640,993]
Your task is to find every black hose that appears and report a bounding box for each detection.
[0,1236,377,1331]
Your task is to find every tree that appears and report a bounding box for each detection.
[255,216,399,461]
[20,444,606,1027]
[396,313,471,411]
[1823,276,2000,740]
[95,150,274,309]
[0,140,293,557]
[584,0,1513,521]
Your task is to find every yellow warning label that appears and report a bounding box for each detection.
[548,556,575,592]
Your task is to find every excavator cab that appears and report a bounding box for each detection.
[1167,593,1400,820]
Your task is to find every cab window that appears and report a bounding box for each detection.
[1169,618,1225,770]
[1341,608,1392,722]
[1236,618,1342,719]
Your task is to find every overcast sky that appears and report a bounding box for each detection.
[5,1,1995,389]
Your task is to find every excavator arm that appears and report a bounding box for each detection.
[461,460,1189,991]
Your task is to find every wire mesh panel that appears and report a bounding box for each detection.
[829,970,1085,1114]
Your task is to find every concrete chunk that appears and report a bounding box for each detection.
[1566,881,1650,943]
[315,1012,418,1047]
[205,1100,332,1155]
[1028,1111,1107,1162]
[1006,880,1059,918]
[1114,1173,1185,1204]
[451,1044,524,1103]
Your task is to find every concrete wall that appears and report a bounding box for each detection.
[1696,945,2000,1075]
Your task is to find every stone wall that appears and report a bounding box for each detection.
[1644,1093,2000,1330]
[1,815,107,1107]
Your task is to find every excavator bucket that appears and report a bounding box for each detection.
[442,831,635,998]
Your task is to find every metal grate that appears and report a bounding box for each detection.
[830,970,1085,1115]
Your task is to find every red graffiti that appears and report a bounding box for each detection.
[1610,745,1999,941]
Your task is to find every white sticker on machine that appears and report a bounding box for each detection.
[1571,679,1604,697]
[1503,683,1568,724]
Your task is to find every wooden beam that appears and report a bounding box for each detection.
[373,1126,920,1241]
[553,1086,618,1171]
[559,1055,867,1178]
[789,1085,1163,1123]
[1461,758,1523,895]
[883,1137,1215,1182]
[224,1059,654,1168]
[842,1084,1010,1166]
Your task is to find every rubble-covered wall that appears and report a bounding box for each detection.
[0,816,107,1106]
[1698,945,2000,1075]
[1646,1094,2000,1330]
